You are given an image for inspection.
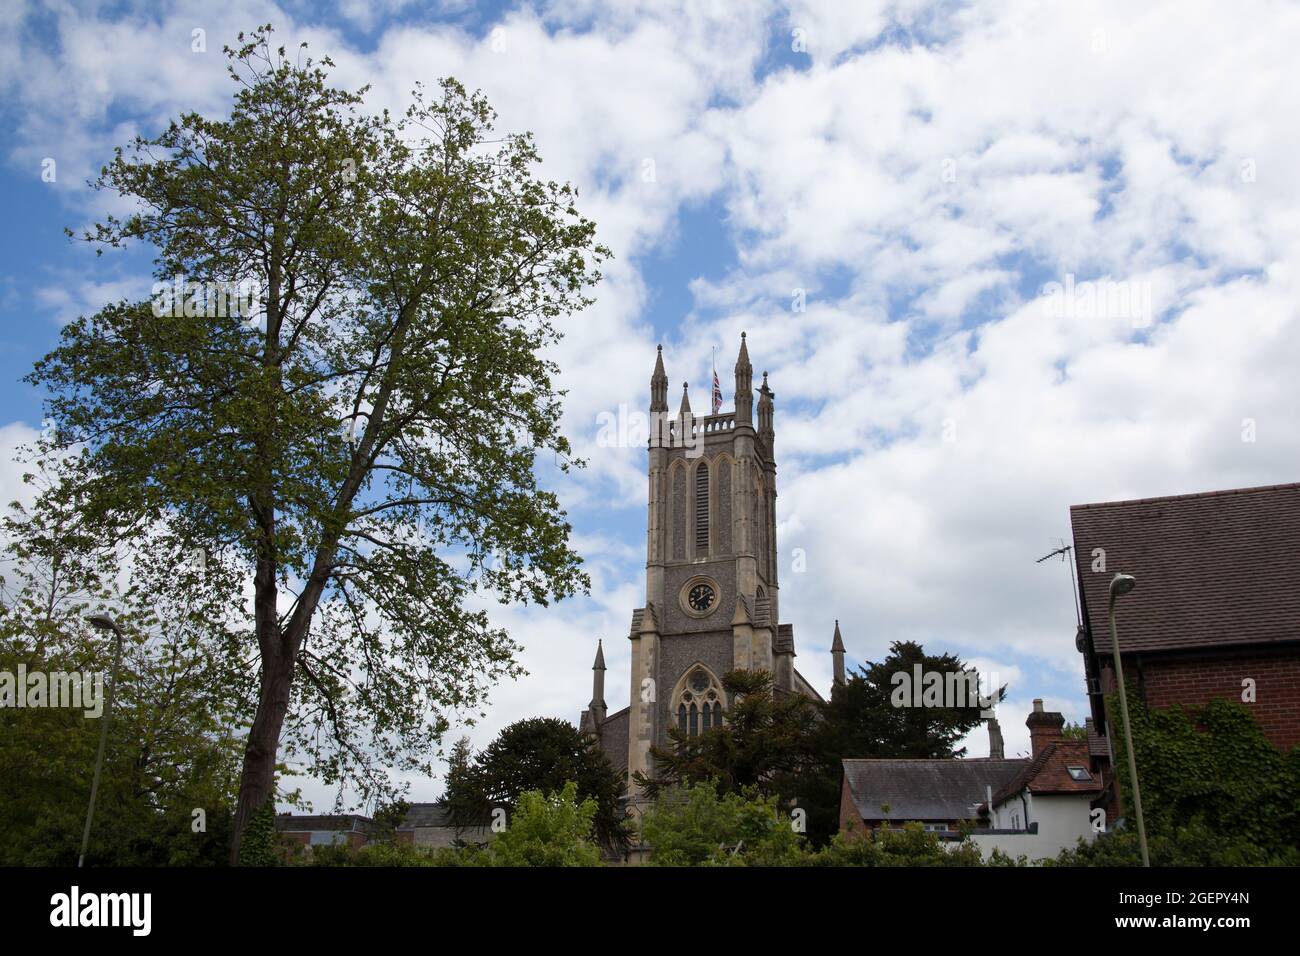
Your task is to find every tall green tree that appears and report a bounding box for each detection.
[444,717,629,853]
[822,640,1003,759]
[0,464,242,865]
[27,26,606,859]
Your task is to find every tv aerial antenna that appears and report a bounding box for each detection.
[1036,538,1082,628]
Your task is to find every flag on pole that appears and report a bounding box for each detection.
[711,349,723,415]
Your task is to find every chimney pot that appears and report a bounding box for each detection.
[1026,699,1065,758]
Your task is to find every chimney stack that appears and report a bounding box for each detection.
[1026,698,1065,758]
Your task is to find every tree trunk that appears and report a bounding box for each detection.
[229,639,296,863]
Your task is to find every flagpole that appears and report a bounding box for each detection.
[709,346,726,415]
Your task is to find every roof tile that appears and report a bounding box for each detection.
[1071,482,1300,654]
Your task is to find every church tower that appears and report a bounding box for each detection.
[622,333,817,794]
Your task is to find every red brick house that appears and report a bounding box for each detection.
[1070,482,1300,788]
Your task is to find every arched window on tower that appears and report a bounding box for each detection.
[673,666,725,739]
[694,461,710,555]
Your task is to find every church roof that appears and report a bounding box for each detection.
[842,757,1027,822]
[1070,481,1300,655]
[790,667,826,704]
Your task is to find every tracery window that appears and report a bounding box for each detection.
[674,666,724,738]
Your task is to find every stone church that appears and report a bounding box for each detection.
[579,335,847,796]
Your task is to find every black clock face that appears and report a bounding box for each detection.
[688,583,716,612]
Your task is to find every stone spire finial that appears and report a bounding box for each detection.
[757,370,774,438]
[650,344,668,413]
[734,332,753,426]
[589,639,607,726]
[988,717,1005,760]
[831,620,846,686]
[677,381,692,417]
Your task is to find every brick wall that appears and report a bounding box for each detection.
[838,774,865,839]
[1111,646,1300,749]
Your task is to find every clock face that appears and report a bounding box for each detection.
[688,582,716,613]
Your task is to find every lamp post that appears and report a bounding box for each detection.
[80,613,125,868]
[1107,572,1149,867]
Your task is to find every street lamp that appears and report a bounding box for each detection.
[80,613,126,868]
[1107,572,1149,867]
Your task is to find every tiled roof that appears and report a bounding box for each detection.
[1070,482,1300,654]
[275,814,372,833]
[842,758,1027,822]
[1085,719,1109,758]
[991,740,1103,806]
[402,803,507,831]
[399,803,453,829]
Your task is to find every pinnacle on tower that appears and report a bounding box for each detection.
[734,332,753,426]
[589,639,607,726]
[831,619,846,686]
[677,381,692,417]
[757,370,774,437]
[987,717,1005,759]
[650,344,668,413]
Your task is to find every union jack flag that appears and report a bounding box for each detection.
[711,367,723,415]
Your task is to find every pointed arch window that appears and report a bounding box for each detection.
[673,666,725,738]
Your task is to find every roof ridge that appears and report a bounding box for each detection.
[842,757,1028,765]
[1071,481,1300,511]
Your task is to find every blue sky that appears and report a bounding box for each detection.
[3,0,1299,810]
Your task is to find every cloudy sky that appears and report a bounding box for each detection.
[3,0,1298,809]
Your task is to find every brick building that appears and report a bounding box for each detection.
[1070,482,1300,767]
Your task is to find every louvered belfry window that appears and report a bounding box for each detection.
[694,463,709,553]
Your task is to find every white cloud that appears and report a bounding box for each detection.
[6,1,1300,810]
